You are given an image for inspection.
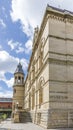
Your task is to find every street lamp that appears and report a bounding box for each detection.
[16,102,19,110]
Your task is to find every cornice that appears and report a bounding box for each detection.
[27,9,49,73]
[13,84,24,87]
[25,6,73,83]
[29,8,73,72]
[47,5,73,23]
[47,14,73,23]
[47,14,64,22]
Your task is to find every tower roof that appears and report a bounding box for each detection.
[14,62,24,74]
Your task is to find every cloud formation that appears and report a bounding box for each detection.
[8,40,19,50]
[0,91,13,98]
[1,0,73,98]
[0,50,28,88]
[10,0,73,56]
[10,0,73,30]
[25,39,32,54]
[8,39,25,53]
[10,0,33,37]
[0,18,6,28]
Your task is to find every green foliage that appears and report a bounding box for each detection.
[2,114,7,119]
[0,113,7,120]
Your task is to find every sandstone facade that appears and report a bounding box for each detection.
[12,5,73,128]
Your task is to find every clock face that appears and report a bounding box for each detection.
[18,79,21,83]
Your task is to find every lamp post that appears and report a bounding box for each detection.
[16,102,19,109]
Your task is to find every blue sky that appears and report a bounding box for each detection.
[0,0,73,97]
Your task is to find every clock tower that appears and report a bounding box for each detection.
[12,62,24,122]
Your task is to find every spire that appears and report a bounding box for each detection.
[14,62,24,74]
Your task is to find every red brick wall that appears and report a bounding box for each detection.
[0,102,12,109]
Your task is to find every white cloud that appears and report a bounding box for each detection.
[8,40,19,50]
[20,58,28,71]
[0,50,28,88]
[2,0,73,97]
[10,0,73,37]
[0,19,6,28]
[8,39,25,53]
[5,77,14,88]
[10,0,73,53]
[0,91,13,98]
[10,0,33,37]
[10,0,46,28]
[0,86,13,98]
[8,39,32,54]
[0,51,18,72]
[25,39,32,54]
[16,46,24,53]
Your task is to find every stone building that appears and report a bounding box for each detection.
[0,98,12,109]
[12,62,24,122]
[12,5,73,128]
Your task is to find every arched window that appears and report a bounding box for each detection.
[39,77,45,108]
[18,76,21,83]
[14,88,16,94]
[32,88,35,110]
[15,76,17,84]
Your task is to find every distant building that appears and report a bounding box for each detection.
[12,5,73,129]
[0,97,12,109]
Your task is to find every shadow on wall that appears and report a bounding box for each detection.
[19,111,32,123]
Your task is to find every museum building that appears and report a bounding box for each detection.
[12,5,73,128]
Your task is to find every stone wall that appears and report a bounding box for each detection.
[24,6,73,129]
[47,109,73,128]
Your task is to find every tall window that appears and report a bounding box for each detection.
[39,84,43,108]
[32,88,35,110]
[18,76,21,83]
[39,43,43,69]
[15,76,17,84]
[39,77,45,108]
[14,88,16,94]
[29,93,31,110]
[32,60,35,80]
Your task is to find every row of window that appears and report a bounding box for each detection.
[25,36,45,110]
[25,77,45,110]
[26,43,44,87]
[25,87,43,110]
